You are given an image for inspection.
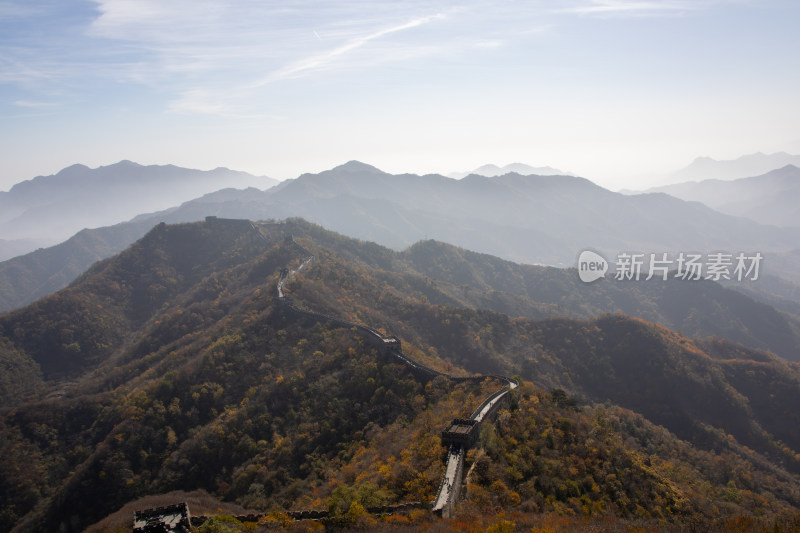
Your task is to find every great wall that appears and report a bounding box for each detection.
[274,231,518,519]
[134,219,519,530]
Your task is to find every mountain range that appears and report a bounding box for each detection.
[0,161,277,260]
[647,165,800,228]
[2,159,800,315]
[661,152,800,184]
[2,218,800,531]
[123,160,800,265]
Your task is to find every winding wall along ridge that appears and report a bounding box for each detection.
[274,233,517,518]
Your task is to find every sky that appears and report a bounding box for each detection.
[1,0,799,191]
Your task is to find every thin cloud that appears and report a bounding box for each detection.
[165,87,282,120]
[74,1,468,118]
[166,89,232,116]
[262,13,446,84]
[9,0,736,120]
[560,0,696,16]
[5,0,515,116]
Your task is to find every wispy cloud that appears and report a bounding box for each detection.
[163,12,450,116]
[559,0,697,17]
[83,2,458,88]
[165,89,232,116]
[0,0,742,120]
[558,0,753,18]
[2,1,550,117]
[262,13,446,84]
[165,88,282,119]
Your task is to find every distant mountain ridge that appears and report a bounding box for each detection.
[0,220,157,312]
[3,159,800,312]
[151,160,800,264]
[648,165,800,227]
[448,162,571,179]
[0,160,278,257]
[664,152,800,183]
[0,238,52,262]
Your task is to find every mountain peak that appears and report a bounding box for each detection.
[54,161,142,177]
[331,160,384,174]
[762,164,800,180]
[113,159,141,168]
[473,163,503,174]
[56,163,91,176]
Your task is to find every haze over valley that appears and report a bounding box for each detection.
[0,161,276,260]
[3,157,800,313]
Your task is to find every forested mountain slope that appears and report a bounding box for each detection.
[399,240,800,362]
[1,218,799,532]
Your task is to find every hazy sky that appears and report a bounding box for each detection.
[2,0,799,191]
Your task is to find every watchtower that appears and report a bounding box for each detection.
[441,418,480,447]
